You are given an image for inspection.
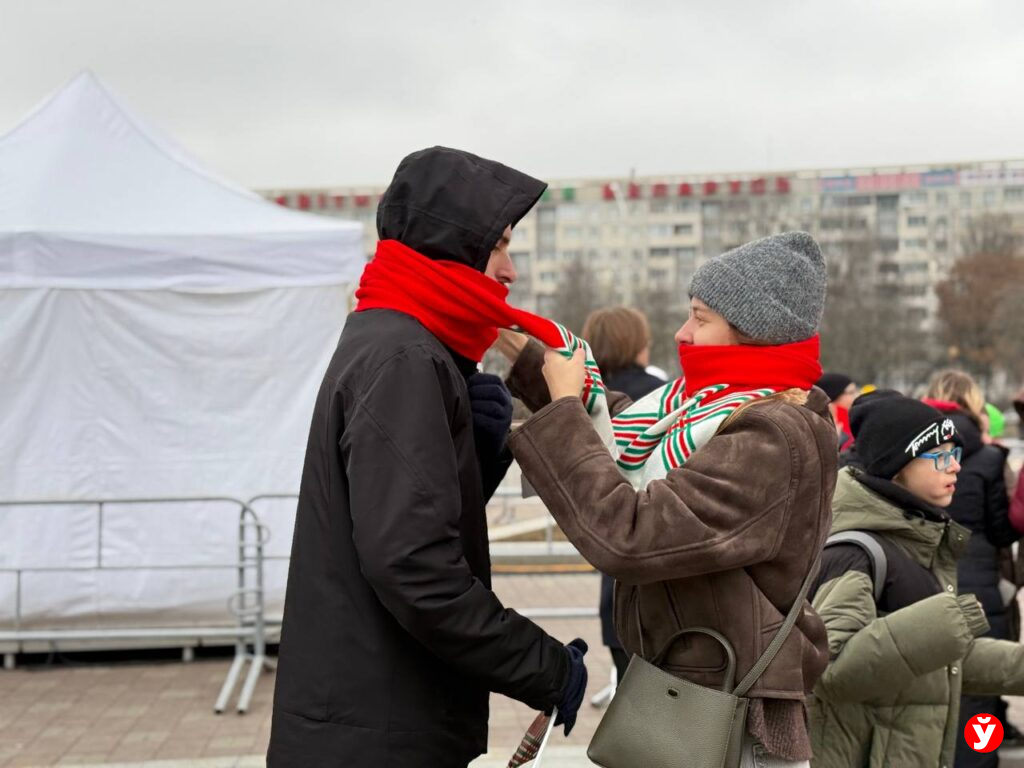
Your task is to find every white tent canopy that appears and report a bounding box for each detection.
[0,72,364,632]
[0,71,362,290]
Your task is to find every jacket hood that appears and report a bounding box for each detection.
[376,146,547,271]
[831,468,971,570]
[831,466,966,538]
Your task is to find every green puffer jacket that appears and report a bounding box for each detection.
[809,468,1024,768]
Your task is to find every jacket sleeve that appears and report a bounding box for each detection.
[480,445,515,503]
[507,339,633,416]
[507,394,802,585]
[962,637,1024,695]
[813,569,985,703]
[1010,466,1024,535]
[343,347,567,710]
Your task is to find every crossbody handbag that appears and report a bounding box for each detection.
[588,555,820,768]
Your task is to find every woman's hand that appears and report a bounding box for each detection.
[543,348,586,401]
[493,328,529,363]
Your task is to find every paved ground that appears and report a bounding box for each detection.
[4,571,1024,767]
[0,574,609,767]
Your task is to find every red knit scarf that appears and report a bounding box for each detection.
[677,337,823,400]
[355,239,565,361]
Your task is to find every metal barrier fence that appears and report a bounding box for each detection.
[0,487,593,714]
[0,497,268,713]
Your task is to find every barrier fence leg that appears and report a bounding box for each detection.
[182,646,194,663]
[215,652,247,714]
[3,653,14,670]
[237,653,264,714]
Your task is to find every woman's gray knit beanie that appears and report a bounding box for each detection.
[688,231,827,344]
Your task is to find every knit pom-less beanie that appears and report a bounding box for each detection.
[689,231,827,344]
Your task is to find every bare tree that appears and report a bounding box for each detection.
[936,249,1024,381]
[633,285,682,377]
[547,255,606,336]
[990,283,1024,384]
[960,212,1020,259]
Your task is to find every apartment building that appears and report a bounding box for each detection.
[262,159,1024,327]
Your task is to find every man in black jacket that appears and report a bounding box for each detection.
[267,147,586,768]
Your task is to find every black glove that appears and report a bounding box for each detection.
[467,372,513,461]
[554,638,589,736]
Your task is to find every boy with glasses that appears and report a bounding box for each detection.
[809,394,1024,768]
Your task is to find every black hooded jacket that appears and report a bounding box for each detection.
[267,148,567,768]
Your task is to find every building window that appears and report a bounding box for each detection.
[674,200,695,213]
[648,224,672,238]
[649,247,672,258]
[1006,187,1024,202]
[959,192,973,208]
[907,215,928,227]
[877,195,899,210]
[649,201,669,214]
[556,204,582,221]
[935,192,949,207]
[902,238,928,250]
[983,189,999,207]
[673,223,694,236]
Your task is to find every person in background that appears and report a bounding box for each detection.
[1012,389,1024,534]
[983,403,1006,443]
[580,306,667,686]
[922,370,1019,767]
[809,395,1024,768]
[816,372,858,450]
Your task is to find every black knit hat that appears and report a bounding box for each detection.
[853,394,962,480]
[817,373,853,402]
[848,388,902,437]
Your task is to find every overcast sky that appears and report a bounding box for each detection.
[3,0,1023,189]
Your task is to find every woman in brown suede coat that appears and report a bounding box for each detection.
[497,232,838,766]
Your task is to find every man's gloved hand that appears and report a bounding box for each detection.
[467,372,513,460]
[554,638,588,736]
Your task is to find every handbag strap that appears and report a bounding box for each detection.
[733,553,821,697]
[636,613,739,693]
[634,553,821,699]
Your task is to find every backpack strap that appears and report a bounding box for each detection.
[825,531,888,604]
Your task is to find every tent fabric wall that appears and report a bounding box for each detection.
[0,73,364,631]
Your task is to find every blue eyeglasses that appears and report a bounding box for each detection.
[918,446,963,471]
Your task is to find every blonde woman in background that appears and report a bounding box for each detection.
[924,370,1020,768]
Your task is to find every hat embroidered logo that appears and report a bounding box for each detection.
[905,418,956,457]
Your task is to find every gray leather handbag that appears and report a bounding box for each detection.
[588,558,820,768]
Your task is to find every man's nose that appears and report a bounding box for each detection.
[500,257,517,285]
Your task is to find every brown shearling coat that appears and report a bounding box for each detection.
[506,341,838,760]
